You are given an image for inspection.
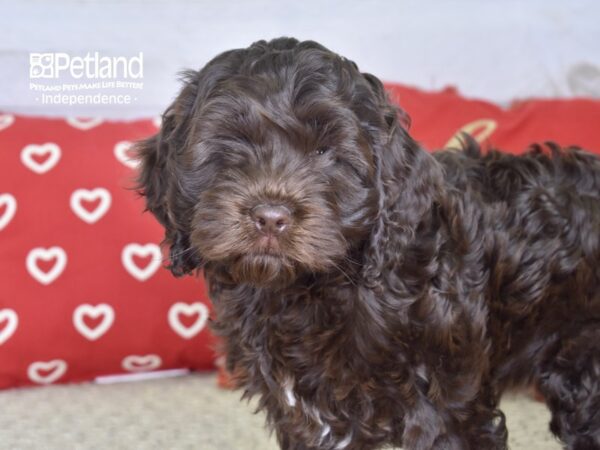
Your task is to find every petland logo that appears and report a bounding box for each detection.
[29,52,144,106]
[30,52,143,79]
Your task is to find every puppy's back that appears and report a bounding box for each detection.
[434,139,600,206]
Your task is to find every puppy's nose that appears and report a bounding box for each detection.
[251,205,291,234]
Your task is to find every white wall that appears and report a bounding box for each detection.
[1,0,599,118]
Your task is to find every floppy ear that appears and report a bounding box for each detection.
[136,49,257,276]
[135,76,203,277]
[358,73,444,285]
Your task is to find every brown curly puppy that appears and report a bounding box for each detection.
[136,37,600,450]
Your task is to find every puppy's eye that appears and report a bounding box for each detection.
[315,146,331,156]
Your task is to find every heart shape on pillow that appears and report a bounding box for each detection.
[168,302,209,339]
[20,143,61,174]
[0,114,14,131]
[73,303,115,341]
[445,118,498,149]
[114,140,138,169]
[26,246,67,285]
[70,188,112,224]
[66,117,103,130]
[121,354,162,372]
[27,359,68,384]
[0,193,17,231]
[121,243,162,281]
[0,309,18,345]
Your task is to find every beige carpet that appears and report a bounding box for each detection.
[0,373,561,450]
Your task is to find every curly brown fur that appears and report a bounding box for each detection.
[136,37,600,450]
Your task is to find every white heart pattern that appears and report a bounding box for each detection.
[122,354,162,372]
[66,117,103,130]
[0,193,17,231]
[152,116,162,128]
[168,302,209,339]
[21,143,61,174]
[73,303,115,341]
[0,113,15,131]
[27,359,67,384]
[26,246,67,285]
[121,243,162,281]
[0,309,18,345]
[114,140,138,169]
[70,188,112,224]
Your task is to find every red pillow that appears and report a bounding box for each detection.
[2,84,600,390]
[0,114,216,389]
[385,84,600,151]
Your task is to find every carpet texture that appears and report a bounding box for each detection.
[0,374,561,449]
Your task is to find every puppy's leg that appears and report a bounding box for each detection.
[402,393,508,450]
[537,325,600,449]
[276,431,309,450]
[275,428,359,450]
[460,400,508,450]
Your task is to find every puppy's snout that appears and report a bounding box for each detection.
[251,205,292,235]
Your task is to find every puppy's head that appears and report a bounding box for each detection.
[137,37,412,288]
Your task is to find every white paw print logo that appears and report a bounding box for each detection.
[29,53,55,78]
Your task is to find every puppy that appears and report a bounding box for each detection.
[136,37,600,449]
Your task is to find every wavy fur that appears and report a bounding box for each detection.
[136,37,600,449]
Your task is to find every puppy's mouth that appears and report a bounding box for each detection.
[251,233,286,256]
[230,251,297,288]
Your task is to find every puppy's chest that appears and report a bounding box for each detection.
[271,340,400,449]
[255,288,404,447]
[277,371,398,448]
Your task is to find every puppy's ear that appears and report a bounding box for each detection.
[135,76,203,277]
[363,73,442,217]
[359,73,444,282]
[136,53,253,276]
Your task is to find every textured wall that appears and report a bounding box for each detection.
[1,0,599,118]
